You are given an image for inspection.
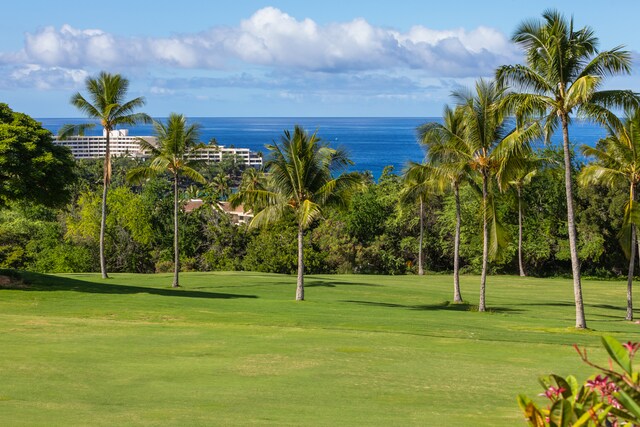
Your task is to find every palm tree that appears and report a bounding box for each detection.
[419,105,468,303]
[59,71,151,279]
[436,80,537,311]
[127,113,206,288]
[401,162,436,276]
[210,173,231,200]
[500,154,544,277]
[579,109,640,321]
[496,9,637,328]
[230,125,362,300]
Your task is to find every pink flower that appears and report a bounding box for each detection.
[622,341,640,357]
[540,386,566,400]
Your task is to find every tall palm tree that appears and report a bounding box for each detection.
[500,154,544,277]
[436,80,537,311]
[59,71,151,279]
[401,162,436,276]
[127,113,206,288]
[230,125,362,301]
[579,109,640,321]
[419,105,468,303]
[496,9,637,328]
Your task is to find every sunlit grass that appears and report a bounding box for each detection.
[0,272,637,426]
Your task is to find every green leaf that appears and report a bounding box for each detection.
[551,374,574,399]
[572,403,608,427]
[518,395,546,426]
[549,399,573,427]
[601,335,632,375]
[615,389,640,420]
[566,375,579,399]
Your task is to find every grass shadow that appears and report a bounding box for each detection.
[11,272,258,300]
[342,299,522,313]
[306,279,381,288]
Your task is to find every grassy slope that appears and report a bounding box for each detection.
[0,272,638,426]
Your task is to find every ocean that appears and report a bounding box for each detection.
[39,117,607,179]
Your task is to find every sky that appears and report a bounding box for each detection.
[1,0,639,117]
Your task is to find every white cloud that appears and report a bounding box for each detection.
[3,7,518,77]
[1,64,88,89]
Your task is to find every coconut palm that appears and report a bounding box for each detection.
[496,9,637,328]
[59,72,151,279]
[418,105,468,302]
[500,154,544,277]
[437,80,537,311]
[579,109,640,321]
[230,125,362,300]
[127,113,206,288]
[401,162,436,276]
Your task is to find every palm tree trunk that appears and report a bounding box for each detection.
[627,183,636,321]
[296,225,305,301]
[517,186,526,277]
[627,224,636,321]
[453,182,463,303]
[479,172,488,312]
[418,196,424,276]
[99,129,110,279]
[173,173,180,288]
[561,114,586,329]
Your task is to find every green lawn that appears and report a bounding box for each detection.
[0,272,638,426]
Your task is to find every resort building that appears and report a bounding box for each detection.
[183,199,253,225]
[54,129,263,167]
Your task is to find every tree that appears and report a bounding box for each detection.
[59,72,151,279]
[231,125,362,301]
[579,108,640,321]
[0,104,76,209]
[401,162,435,276]
[501,154,544,277]
[438,80,536,311]
[419,105,469,302]
[496,9,637,328]
[127,113,206,288]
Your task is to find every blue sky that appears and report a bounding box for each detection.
[1,0,638,117]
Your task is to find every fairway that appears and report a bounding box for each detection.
[1,272,638,426]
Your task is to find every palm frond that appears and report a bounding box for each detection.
[57,123,96,138]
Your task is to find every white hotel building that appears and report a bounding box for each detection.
[54,129,263,167]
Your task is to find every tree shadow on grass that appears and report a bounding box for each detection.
[342,299,522,313]
[306,279,381,288]
[12,272,258,300]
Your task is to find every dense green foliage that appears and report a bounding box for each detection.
[0,103,75,209]
[0,148,634,279]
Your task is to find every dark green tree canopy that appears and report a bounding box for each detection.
[0,103,75,209]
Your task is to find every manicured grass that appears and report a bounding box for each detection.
[0,272,638,426]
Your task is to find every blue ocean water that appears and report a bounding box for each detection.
[39,117,607,179]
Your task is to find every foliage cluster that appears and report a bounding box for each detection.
[0,151,632,278]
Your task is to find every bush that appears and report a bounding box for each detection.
[519,336,640,426]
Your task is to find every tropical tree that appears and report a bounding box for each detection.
[127,113,206,288]
[438,80,537,311]
[230,125,362,300]
[401,162,436,276]
[419,105,468,303]
[59,72,151,279]
[0,103,76,210]
[496,9,637,328]
[501,154,544,277]
[579,109,640,321]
